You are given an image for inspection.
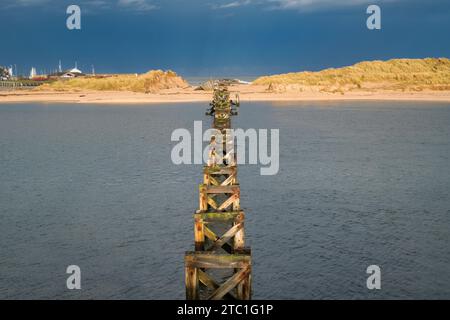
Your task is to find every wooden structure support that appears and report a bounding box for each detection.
[185,251,252,300]
[185,87,252,300]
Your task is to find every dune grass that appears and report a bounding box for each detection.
[38,70,189,93]
[253,58,450,92]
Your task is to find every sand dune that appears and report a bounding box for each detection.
[2,59,450,104]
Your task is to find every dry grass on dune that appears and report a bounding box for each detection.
[38,70,189,93]
[253,58,450,93]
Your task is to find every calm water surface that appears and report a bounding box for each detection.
[0,101,449,299]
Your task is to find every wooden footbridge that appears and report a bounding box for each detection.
[185,86,252,300]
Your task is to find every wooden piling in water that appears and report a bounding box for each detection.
[185,86,252,300]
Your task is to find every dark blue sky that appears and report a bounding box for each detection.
[1,0,449,77]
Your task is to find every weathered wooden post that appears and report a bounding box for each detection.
[185,86,252,300]
[185,263,199,300]
[194,216,205,251]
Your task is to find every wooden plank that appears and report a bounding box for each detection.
[208,175,220,186]
[194,218,205,251]
[204,166,237,176]
[204,226,233,253]
[241,271,252,300]
[208,222,243,251]
[185,266,199,300]
[207,197,218,210]
[218,193,239,211]
[232,194,240,211]
[204,225,219,242]
[236,269,252,300]
[194,211,242,222]
[204,185,240,194]
[220,174,235,186]
[185,252,251,269]
[199,184,208,212]
[234,213,245,251]
[203,172,210,185]
[198,269,237,300]
[223,150,235,162]
[207,265,251,300]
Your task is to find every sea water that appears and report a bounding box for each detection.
[0,101,449,299]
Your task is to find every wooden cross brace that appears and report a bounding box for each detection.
[203,166,238,187]
[185,251,252,300]
[199,184,240,212]
[204,172,236,187]
[194,212,245,253]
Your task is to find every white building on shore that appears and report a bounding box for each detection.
[61,63,84,78]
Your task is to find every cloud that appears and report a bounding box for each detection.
[268,0,395,11]
[211,0,397,11]
[213,0,252,9]
[5,0,50,7]
[3,0,109,9]
[2,0,399,13]
[2,0,158,14]
[88,0,110,8]
[117,0,157,11]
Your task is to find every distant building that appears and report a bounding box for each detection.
[61,72,76,78]
[0,66,10,80]
[55,62,85,78]
[49,64,85,79]
[69,67,83,74]
[61,67,84,78]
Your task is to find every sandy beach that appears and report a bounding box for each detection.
[1,84,450,104]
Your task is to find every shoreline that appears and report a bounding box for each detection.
[1,85,450,104]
